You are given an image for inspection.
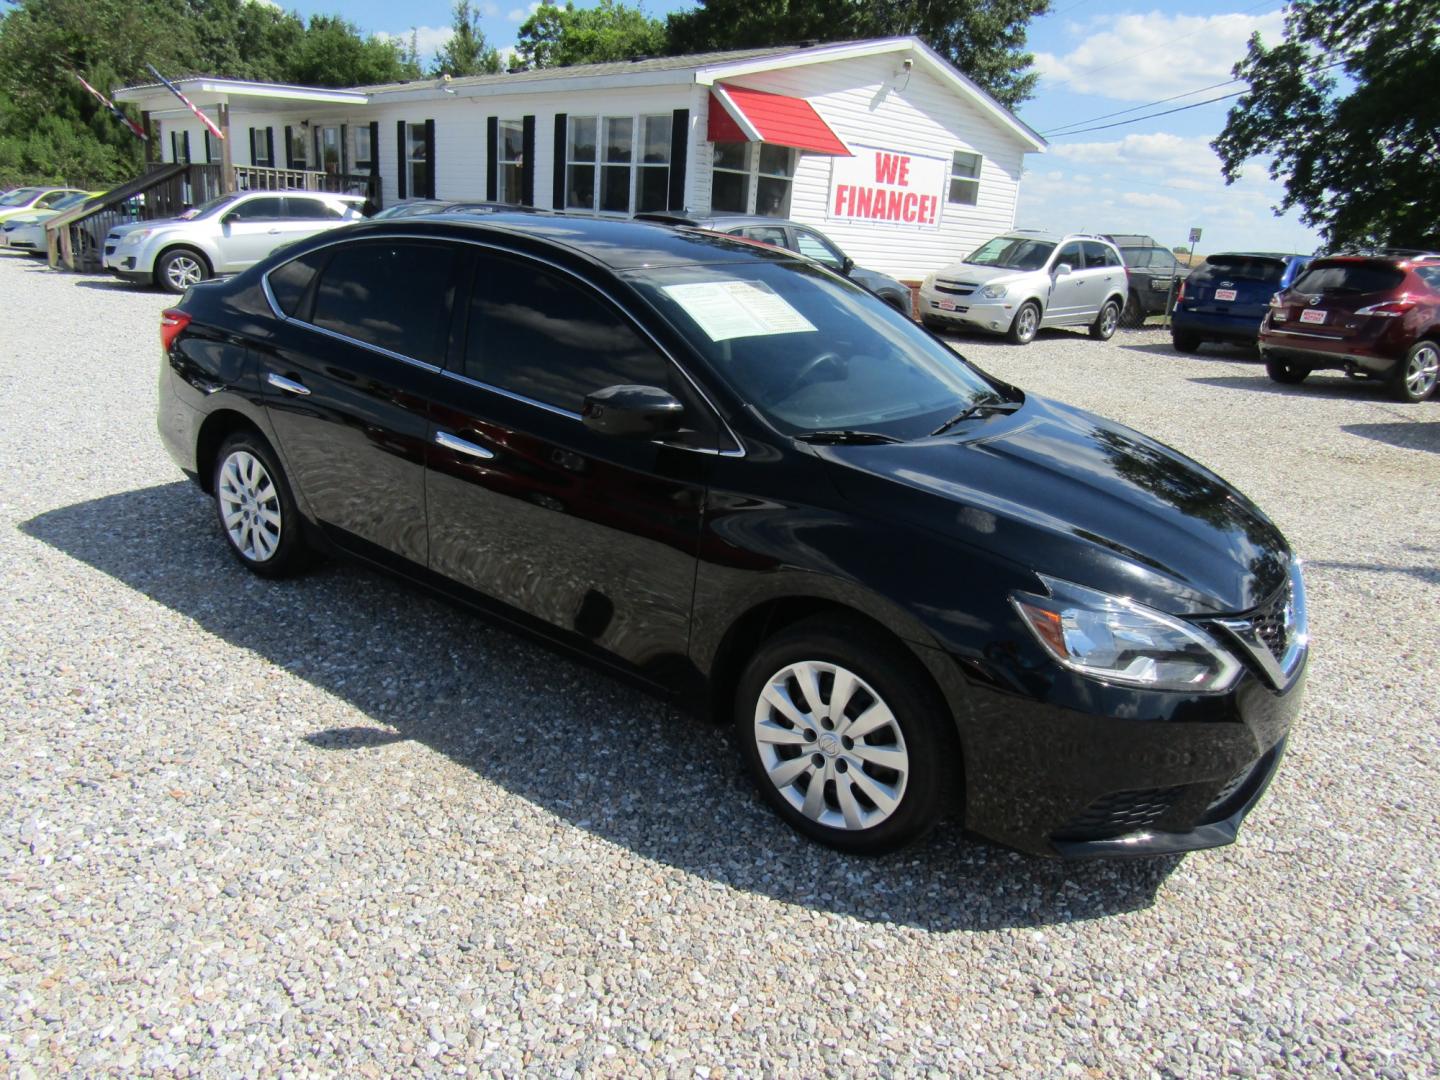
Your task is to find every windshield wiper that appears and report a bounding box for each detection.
[795,429,903,445]
[929,398,1022,436]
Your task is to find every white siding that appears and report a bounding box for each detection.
[714,55,1029,279]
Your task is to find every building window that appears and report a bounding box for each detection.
[710,142,794,216]
[288,128,308,170]
[600,116,633,213]
[406,122,430,201]
[354,126,373,172]
[566,116,597,211]
[498,119,524,204]
[250,128,273,167]
[565,114,672,214]
[949,150,981,206]
[636,114,670,213]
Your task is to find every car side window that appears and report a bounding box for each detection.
[283,197,343,220]
[740,226,789,248]
[463,253,670,415]
[36,191,67,208]
[1415,266,1440,290]
[229,197,285,221]
[1081,242,1111,269]
[1153,249,1178,271]
[792,228,846,270]
[267,248,331,318]
[1054,243,1084,271]
[310,241,458,366]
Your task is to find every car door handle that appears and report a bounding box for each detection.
[267,372,311,396]
[435,430,495,460]
[267,228,281,234]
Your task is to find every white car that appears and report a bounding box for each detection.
[0,186,88,224]
[1,191,99,254]
[103,190,365,293]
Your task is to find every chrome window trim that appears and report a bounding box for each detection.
[261,231,746,456]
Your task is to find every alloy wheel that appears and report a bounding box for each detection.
[1100,303,1119,337]
[1406,343,1439,399]
[166,255,204,291]
[752,660,909,831]
[218,450,282,562]
[1016,305,1038,341]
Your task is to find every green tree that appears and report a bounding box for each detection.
[1213,0,1440,250]
[517,0,665,69]
[287,14,420,87]
[663,0,1051,109]
[433,0,502,77]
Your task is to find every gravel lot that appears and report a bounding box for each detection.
[1,250,1436,1077]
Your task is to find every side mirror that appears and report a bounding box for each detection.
[1054,263,1072,277]
[582,384,684,439]
[221,211,238,225]
[841,255,855,275]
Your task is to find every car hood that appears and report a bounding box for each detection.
[816,395,1291,614]
[931,261,1033,286]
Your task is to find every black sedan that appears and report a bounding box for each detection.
[157,215,1307,857]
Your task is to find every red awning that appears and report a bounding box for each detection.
[708,84,851,156]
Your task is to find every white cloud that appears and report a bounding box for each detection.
[1121,191,1184,212]
[376,24,456,60]
[507,2,541,22]
[480,2,501,15]
[1034,10,1286,101]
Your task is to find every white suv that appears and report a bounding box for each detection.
[103,191,364,293]
[919,232,1129,344]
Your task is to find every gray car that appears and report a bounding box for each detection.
[918,232,1129,344]
[102,190,365,293]
[634,212,914,315]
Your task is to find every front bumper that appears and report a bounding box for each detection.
[918,288,1016,335]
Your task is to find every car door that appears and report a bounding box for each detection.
[218,196,288,270]
[257,238,460,566]
[425,248,714,672]
[1074,241,1121,319]
[278,196,350,248]
[1044,241,1089,323]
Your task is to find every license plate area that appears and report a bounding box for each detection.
[1214,288,1237,302]
[938,299,957,311]
[1299,308,1327,324]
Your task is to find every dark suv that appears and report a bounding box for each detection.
[157,214,1307,858]
[1101,234,1189,326]
[1258,253,1440,402]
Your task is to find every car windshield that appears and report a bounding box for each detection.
[179,193,241,221]
[964,236,1055,271]
[628,261,1009,440]
[0,187,44,207]
[47,192,92,211]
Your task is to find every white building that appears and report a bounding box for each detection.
[116,37,1045,281]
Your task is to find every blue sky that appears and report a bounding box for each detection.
[280,0,1320,256]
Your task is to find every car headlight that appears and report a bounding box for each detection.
[980,283,1008,299]
[122,229,152,244]
[922,272,936,289]
[1011,576,1241,692]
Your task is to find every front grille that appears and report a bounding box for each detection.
[1054,786,1184,841]
[104,244,117,257]
[1248,582,1293,661]
[934,280,978,296]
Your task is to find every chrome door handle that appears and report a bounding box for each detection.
[435,430,495,460]
[267,372,311,396]
[267,228,281,234]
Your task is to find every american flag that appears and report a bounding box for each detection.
[145,64,225,141]
[72,71,148,141]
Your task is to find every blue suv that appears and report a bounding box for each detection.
[1172,253,1313,352]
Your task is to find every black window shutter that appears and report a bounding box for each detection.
[552,114,567,209]
[521,115,535,207]
[669,109,689,211]
[248,127,255,164]
[396,120,407,200]
[340,124,347,173]
[265,127,275,168]
[486,117,498,201]
[368,121,380,177]
[182,131,191,164]
[284,125,294,169]
[424,118,436,198]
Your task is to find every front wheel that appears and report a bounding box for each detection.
[1266,359,1311,385]
[156,247,210,294]
[1090,299,1121,340]
[736,616,955,854]
[1006,301,1041,345]
[1391,340,1439,402]
[212,432,310,577]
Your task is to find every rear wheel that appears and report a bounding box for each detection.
[156,247,210,294]
[1007,301,1041,345]
[1120,290,1145,328]
[1090,299,1121,340]
[212,432,310,577]
[736,616,954,854]
[1172,330,1202,354]
[1391,340,1439,402]
[1266,359,1311,385]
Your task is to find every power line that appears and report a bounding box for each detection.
[1040,76,1244,135]
[1044,90,1247,137]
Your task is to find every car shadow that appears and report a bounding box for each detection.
[1341,421,1440,454]
[1188,374,1402,401]
[1116,341,1260,361]
[22,483,1183,932]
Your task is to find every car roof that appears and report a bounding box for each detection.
[994,231,1117,245]
[346,213,799,271]
[637,211,800,230]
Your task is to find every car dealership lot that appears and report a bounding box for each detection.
[1,253,1434,1075]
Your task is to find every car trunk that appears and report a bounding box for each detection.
[1271,260,1405,342]
[1186,256,1288,320]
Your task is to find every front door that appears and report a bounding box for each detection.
[315,125,345,176]
[425,249,711,673]
[258,238,461,565]
[1045,241,1090,323]
[218,195,289,271]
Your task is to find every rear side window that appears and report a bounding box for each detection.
[1414,266,1440,290]
[267,248,330,318]
[229,197,285,221]
[739,225,788,248]
[311,241,458,366]
[1292,263,1404,294]
[283,197,343,220]
[463,253,669,414]
[793,228,846,270]
[1205,256,1285,282]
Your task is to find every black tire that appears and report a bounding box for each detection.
[1006,301,1041,345]
[155,246,210,295]
[1389,340,1440,402]
[1172,330,1202,354]
[211,432,311,577]
[921,314,948,333]
[884,293,913,318]
[735,615,956,854]
[1120,290,1145,328]
[1090,298,1121,340]
[1266,359,1310,385]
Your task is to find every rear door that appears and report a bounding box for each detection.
[425,248,714,671]
[278,196,349,248]
[258,238,459,566]
[218,196,288,270]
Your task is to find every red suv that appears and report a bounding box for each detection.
[1258,253,1440,402]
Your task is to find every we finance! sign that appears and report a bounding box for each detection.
[828,146,948,230]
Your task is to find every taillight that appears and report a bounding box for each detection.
[1269,293,1285,307]
[160,308,191,352]
[1355,299,1416,317]
[1175,279,1186,302]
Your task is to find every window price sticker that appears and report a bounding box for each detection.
[662,281,818,341]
